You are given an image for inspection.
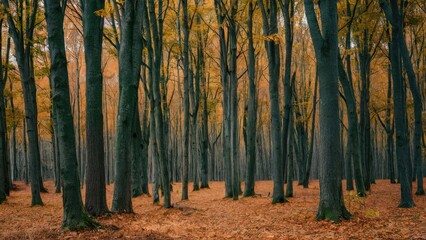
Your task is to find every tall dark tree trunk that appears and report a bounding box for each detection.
[304,0,351,222]
[228,0,239,200]
[44,0,97,229]
[195,0,209,190]
[181,0,190,200]
[2,0,43,206]
[214,0,232,198]
[379,0,415,207]
[243,2,257,197]
[386,65,396,184]
[0,26,10,204]
[83,0,108,216]
[23,120,29,184]
[0,51,6,204]
[132,108,144,197]
[303,66,318,188]
[338,56,366,197]
[145,0,171,208]
[286,110,295,198]
[398,25,424,196]
[9,78,16,183]
[140,96,150,194]
[258,0,285,204]
[279,0,294,191]
[358,31,372,191]
[112,0,143,213]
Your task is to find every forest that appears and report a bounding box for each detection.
[0,0,425,238]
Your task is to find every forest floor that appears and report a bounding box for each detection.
[0,180,425,239]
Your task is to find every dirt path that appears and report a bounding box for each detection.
[0,180,425,239]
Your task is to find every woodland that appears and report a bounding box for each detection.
[0,0,425,239]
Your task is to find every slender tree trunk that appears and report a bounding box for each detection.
[112,0,144,212]
[44,0,97,229]
[228,0,239,200]
[145,0,171,207]
[0,76,6,204]
[398,25,424,196]
[303,66,318,188]
[181,0,190,200]
[243,2,257,197]
[280,0,293,192]
[132,108,144,197]
[286,110,294,197]
[141,96,150,194]
[386,0,414,207]
[23,119,28,184]
[386,65,396,184]
[338,56,366,196]
[2,0,43,205]
[258,0,285,204]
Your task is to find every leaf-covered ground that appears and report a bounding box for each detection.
[0,179,425,239]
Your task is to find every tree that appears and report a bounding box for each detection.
[228,0,240,201]
[258,0,285,204]
[2,0,44,206]
[0,20,10,204]
[338,55,366,197]
[181,0,190,200]
[83,0,109,216]
[44,0,97,229]
[112,0,143,213]
[279,0,294,190]
[379,0,418,206]
[304,0,351,221]
[143,0,172,208]
[243,1,257,197]
[214,0,232,198]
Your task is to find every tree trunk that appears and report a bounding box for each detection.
[243,2,257,197]
[258,0,285,204]
[303,66,318,188]
[304,0,350,222]
[132,108,143,197]
[112,0,144,213]
[141,96,150,194]
[213,0,233,198]
[83,0,108,216]
[0,76,6,204]
[44,0,97,229]
[229,0,239,200]
[145,0,171,208]
[286,110,294,197]
[2,0,44,205]
[387,0,414,207]
[338,56,366,196]
[181,0,190,200]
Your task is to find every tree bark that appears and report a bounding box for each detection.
[2,0,43,206]
[258,0,285,204]
[44,0,97,229]
[304,0,351,222]
[243,2,257,197]
[83,0,108,216]
[112,0,143,212]
[338,56,366,197]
